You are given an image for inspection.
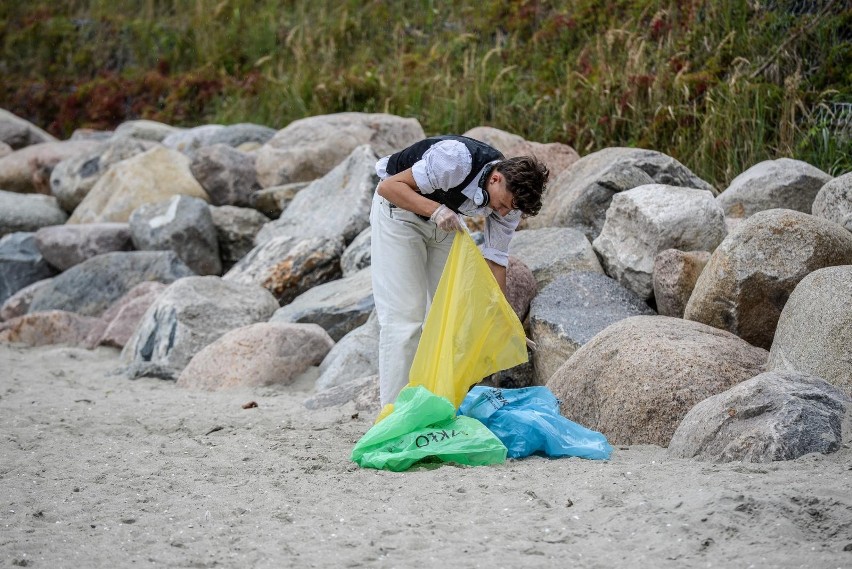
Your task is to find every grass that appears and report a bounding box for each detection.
[0,0,849,188]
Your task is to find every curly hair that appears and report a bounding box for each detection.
[495,156,549,217]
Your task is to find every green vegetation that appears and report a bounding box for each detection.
[1,0,849,186]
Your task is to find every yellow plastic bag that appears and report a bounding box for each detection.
[376,231,528,421]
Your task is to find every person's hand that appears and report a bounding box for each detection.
[429,204,466,232]
[525,337,538,351]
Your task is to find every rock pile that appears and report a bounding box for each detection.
[2,108,850,463]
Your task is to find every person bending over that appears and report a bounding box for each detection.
[370,135,549,406]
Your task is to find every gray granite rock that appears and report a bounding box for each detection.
[34,223,133,271]
[270,268,373,341]
[340,227,372,276]
[768,266,852,396]
[529,147,714,238]
[508,227,603,289]
[85,281,167,349]
[177,322,333,390]
[546,315,768,446]
[255,145,378,245]
[122,276,279,379]
[209,205,269,270]
[0,233,57,305]
[255,112,424,187]
[28,251,194,317]
[593,185,726,300]
[0,309,105,347]
[811,172,852,232]
[190,144,260,207]
[0,109,57,149]
[667,371,851,462]
[129,195,221,276]
[251,182,309,219]
[684,209,852,350]
[208,123,276,148]
[50,136,153,212]
[0,140,100,194]
[717,158,831,218]
[315,310,379,392]
[530,272,655,384]
[0,277,52,322]
[68,146,209,224]
[113,120,181,142]
[161,125,225,153]
[652,249,711,318]
[0,190,68,237]
[223,234,344,305]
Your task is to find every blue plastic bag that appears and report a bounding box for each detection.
[459,386,613,460]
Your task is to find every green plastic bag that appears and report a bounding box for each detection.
[351,386,507,471]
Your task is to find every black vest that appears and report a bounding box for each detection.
[385,135,504,213]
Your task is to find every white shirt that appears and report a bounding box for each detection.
[376,139,520,267]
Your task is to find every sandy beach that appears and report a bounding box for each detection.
[2,343,851,569]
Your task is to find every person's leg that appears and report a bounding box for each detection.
[425,226,456,301]
[370,194,430,405]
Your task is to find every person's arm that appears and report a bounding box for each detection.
[376,168,443,218]
[486,259,507,295]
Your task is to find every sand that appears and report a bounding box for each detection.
[2,343,851,569]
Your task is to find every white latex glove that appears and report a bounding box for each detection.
[429,204,466,232]
[525,337,538,351]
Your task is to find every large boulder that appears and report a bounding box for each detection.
[0,310,104,347]
[0,140,99,194]
[508,227,604,289]
[49,137,154,212]
[505,256,538,322]
[0,233,57,305]
[209,205,269,270]
[255,145,378,245]
[255,112,424,187]
[528,150,654,239]
[28,251,194,317]
[85,281,167,349]
[161,124,225,153]
[129,195,221,276]
[207,123,276,148]
[592,185,726,300]
[768,265,852,396]
[112,120,181,142]
[0,278,52,322]
[223,235,344,305]
[667,371,851,462]
[176,322,333,390]
[0,142,11,159]
[684,209,852,350]
[546,315,768,446]
[189,144,259,207]
[652,249,711,318]
[251,182,309,219]
[811,172,852,232]
[34,223,133,271]
[340,227,372,277]
[530,272,655,384]
[463,126,580,178]
[717,158,832,219]
[68,146,209,224]
[122,276,279,379]
[270,268,373,341]
[315,310,379,392]
[0,190,68,237]
[0,109,57,149]
[529,147,714,238]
